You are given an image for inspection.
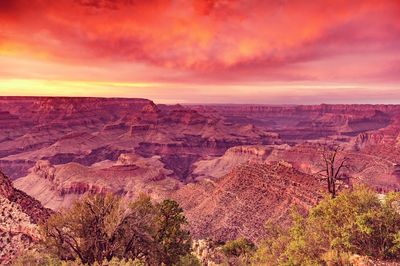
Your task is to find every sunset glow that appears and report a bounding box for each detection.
[1,0,400,103]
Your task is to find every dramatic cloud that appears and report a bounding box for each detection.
[0,0,400,102]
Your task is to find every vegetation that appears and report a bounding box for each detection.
[38,194,191,265]
[10,184,400,266]
[222,237,255,257]
[222,237,256,265]
[174,254,202,266]
[13,251,145,266]
[252,186,400,265]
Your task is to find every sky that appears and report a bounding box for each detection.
[0,0,400,104]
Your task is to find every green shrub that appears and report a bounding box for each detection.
[13,250,146,266]
[222,237,255,257]
[41,194,191,265]
[12,250,82,265]
[174,253,201,266]
[321,250,352,266]
[252,186,400,265]
[94,257,145,266]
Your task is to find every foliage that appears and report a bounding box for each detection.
[320,250,352,266]
[222,237,255,257]
[252,186,400,265]
[220,237,256,266]
[174,254,201,266]
[12,249,83,265]
[251,222,290,266]
[40,194,191,265]
[155,199,192,265]
[93,257,145,266]
[13,251,145,266]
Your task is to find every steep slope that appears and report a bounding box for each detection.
[0,171,52,224]
[0,197,39,265]
[0,171,52,264]
[174,162,322,242]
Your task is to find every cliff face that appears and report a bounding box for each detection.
[3,98,399,182]
[0,171,52,264]
[0,171,52,224]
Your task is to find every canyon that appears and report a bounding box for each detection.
[1,97,400,244]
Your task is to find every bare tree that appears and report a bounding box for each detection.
[316,141,351,198]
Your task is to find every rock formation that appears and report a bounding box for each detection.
[0,171,52,264]
[14,154,181,210]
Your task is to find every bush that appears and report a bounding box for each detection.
[174,254,201,266]
[221,237,256,266]
[94,257,145,266]
[12,250,82,265]
[252,186,400,265]
[222,237,255,257]
[321,250,352,266]
[41,194,192,265]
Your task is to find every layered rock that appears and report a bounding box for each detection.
[14,154,181,210]
[192,104,399,142]
[191,145,288,181]
[0,97,279,181]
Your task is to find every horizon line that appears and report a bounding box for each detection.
[0,95,400,106]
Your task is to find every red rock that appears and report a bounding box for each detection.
[0,171,52,224]
[173,162,322,242]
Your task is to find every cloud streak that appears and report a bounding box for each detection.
[0,0,400,102]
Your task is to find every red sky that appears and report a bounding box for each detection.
[0,0,400,103]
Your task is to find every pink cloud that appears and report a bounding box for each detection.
[0,0,400,102]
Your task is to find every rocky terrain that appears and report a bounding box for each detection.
[1,97,400,244]
[174,162,322,242]
[0,171,51,264]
